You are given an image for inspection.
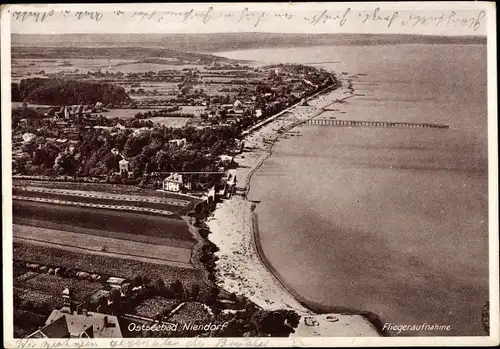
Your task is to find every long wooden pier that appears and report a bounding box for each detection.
[306,119,449,129]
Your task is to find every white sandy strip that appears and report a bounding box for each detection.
[207,196,308,312]
[13,224,193,268]
[13,195,175,216]
[14,186,190,206]
[207,79,380,336]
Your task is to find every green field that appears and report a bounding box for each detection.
[14,241,204,286]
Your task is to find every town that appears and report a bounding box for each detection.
[11,44,336,338]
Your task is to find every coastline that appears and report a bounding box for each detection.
[206,77,384,337]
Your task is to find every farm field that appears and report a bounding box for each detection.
[13,186,191,208]
[13,241,204,286]
[14,288,62,312]
[15,273,103,301]
[13,200,196,243]
[11,58,132,82]
[14,218,195,249]
[149,116,191,127]
[13,224,194,268]
[12,191,184,213]
[102,108,161,119]
[106,63,201,73]
[12,180,200,202]
[12,102,53,109]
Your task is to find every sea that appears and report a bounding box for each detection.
[218,44,489,336]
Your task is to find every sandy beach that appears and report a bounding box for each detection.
[206,78,381,337]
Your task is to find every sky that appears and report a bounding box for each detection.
[6,2,492,36]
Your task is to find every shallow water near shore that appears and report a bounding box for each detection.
[219,44,488,336]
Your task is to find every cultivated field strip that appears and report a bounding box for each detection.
[14,217,195,249]
[14,186,190,207]
[13,189,184,213]
[13,224,194,269]
[13,195,175,216]
[13,200,195,242]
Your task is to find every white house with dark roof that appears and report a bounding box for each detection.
[168,138,187,148]
[163,173,188,192]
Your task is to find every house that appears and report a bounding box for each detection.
[224,170,237,199]
[27,310,122,339]
[168,138,187,148]
[206,186,216,205]
[107,277,128,290]
[163,173,186,192]
[27,288,122,339]
[22,133,36,143]
[234,139,245,154]
[118,159,133,178]
[233,100,243,109]
[219,155,234,168]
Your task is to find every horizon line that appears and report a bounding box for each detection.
[11,32,487,37]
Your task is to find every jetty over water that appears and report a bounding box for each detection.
[306,119,449,129]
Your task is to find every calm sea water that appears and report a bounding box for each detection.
[219,44,488,336]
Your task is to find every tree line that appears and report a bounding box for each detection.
[12,78,131,105]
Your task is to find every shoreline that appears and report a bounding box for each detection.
[206,76,385,336]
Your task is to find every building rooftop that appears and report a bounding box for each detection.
[164,173,183,183]
[28,309,122,338]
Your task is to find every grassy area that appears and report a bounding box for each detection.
[169,301,213,323]
[15,273,103,300]
[14,270,38,283]
[134,297,180,318]
[14,241,203,286]
[13,200,195,243]
[14,288,63,312]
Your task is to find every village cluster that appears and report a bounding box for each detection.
[12,47,333,339]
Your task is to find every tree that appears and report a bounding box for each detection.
[189,284,200,301]
[202,285,219,306]
[229,292,238,303]
[152,278,166,296]
[53,152,77,175]
[168,280,184,300]
[250,309,300,337]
